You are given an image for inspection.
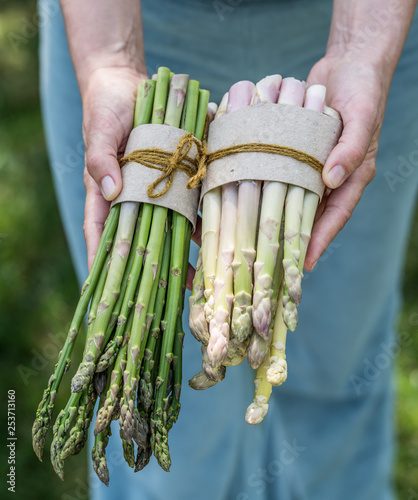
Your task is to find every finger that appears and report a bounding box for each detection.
[304,162,374,271]
[83,169,111,271]
[322,103,378,189]
[186,263,196,291]
[83,108,124,201]
[191,215,202,246]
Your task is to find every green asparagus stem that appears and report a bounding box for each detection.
[119,206,167,446]
[95,310,133,435]
[60,381,97,460]
[134,80,156,127]
[152,67,171,124]
[120,74,188,454]
[92,427,111,487]
[180,79,199,132]
[151,211,187,472]
[71,201,140,393]
[194,89,210,140]
[167,221,190,430]
[138,227,172,411]
[32,205,119,461]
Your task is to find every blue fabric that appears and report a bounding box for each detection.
[38,0,418,498]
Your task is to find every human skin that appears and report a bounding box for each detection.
[59,0,418,280]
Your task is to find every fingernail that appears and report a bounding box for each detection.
[328,164,345,188]
[311,259,318,271]
[101,176,116,200]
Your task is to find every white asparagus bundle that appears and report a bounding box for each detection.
[189,75,335,424]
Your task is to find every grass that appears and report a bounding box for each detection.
[0,1,416,499]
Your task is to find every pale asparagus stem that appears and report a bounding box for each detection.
[245,355,272,425]
[283,185,304,317]
[201,191,221,321]
[251,75,285,339]
[324,105,341,120]
[201,344,226,382]
[267,284,288,386]
[295,85,328,272]
[207,183,238,367]
[278,78,306,331]
[215,92,229,118]
[250,74,282,104]
[226,81,258,343]
[248,237,283,369]
[71,201,140,393]
[199,93,228,322]
[188,103,218,344]
[231,181,260,339]
[299,191,319,274]
[188,248,209,344]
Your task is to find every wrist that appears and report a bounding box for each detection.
[76,54,147,97]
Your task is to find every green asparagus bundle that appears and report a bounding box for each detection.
[32,66,210,482]
[189,75,337,424]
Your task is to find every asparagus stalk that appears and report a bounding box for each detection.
[32,205,119,461]
[95,309,134,435]
[95,212,142,373]
[207,182,238,366]
[120,74,188,455]
[200,94,228,322]
[279,78,306,332]
[138,227,172,411]
[134,229,172,473]
[206,82,254,371]
[151,77,204,469]
[267,283,288,386]
[230,81,259,343]
[188,99,217,344]
[151,211,187,472]
[248,238,283,369]
[251,75,286,342]
[245,355,272,425]
[188,248,209,344]
[298,85,326,272]
[282,83,326,330]
[71,201,140,393]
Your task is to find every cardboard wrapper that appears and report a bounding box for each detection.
[201,102,343,202]
[112,124,200,231]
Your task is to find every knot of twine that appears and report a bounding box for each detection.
[119,125,324,198]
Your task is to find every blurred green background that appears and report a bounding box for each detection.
[0,1,417,499]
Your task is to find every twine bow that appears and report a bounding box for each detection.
[119,132,206,198]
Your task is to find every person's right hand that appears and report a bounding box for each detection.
[81,67,148,270]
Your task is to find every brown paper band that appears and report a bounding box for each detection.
[112,124,201,231]
[200,102,343,202]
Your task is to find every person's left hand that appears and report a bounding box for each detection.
[304,51,391,271]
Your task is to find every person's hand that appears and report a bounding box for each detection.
[304,52,390,271]
[81,67,147,270]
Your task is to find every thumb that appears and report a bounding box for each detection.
[322,102,378,189]
[83,112,124,201]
